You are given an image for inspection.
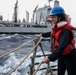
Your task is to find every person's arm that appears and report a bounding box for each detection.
[42,29,71,63]
[40,32,51,38]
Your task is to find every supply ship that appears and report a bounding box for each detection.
[0,0,60,34]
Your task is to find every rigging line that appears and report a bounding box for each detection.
[32,61,51,75]
[0,39,34,59]
[32,60,43,75]
[6,37,42,75]
[32,59,45,75]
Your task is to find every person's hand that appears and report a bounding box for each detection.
[42,56,50,63]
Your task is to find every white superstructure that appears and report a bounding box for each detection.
[0,0,60,34]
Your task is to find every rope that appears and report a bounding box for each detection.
[32,60,43,75]
[32,43,51,75]
[6,37,42,75]
[0,39,34,59]
[33,62,52,75]
[45,63,50,75]
[32,41,47,75]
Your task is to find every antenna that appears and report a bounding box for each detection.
[48,0,53,6]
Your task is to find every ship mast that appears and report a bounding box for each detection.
[14,0,18,23]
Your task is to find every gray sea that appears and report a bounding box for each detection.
[1,33,75,75]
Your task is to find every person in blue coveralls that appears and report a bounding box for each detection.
[40,6,76,75]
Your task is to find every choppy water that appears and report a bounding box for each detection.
[0,34,62,75]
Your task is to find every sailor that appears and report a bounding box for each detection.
[40,6,76,75]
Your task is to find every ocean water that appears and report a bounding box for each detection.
[0,34,61,75]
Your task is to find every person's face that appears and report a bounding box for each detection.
[51,15,58,24]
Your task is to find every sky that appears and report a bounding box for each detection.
[0,0,76,26]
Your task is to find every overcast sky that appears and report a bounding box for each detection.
[0,0,76,26]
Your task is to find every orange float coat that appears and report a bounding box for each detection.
[51,23,76,55]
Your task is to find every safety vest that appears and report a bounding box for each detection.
[51,23,76,55]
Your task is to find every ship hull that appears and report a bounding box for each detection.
[0,26,51,34]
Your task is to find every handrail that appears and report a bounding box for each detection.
[6,37,42,75]
[0,39,34,58]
